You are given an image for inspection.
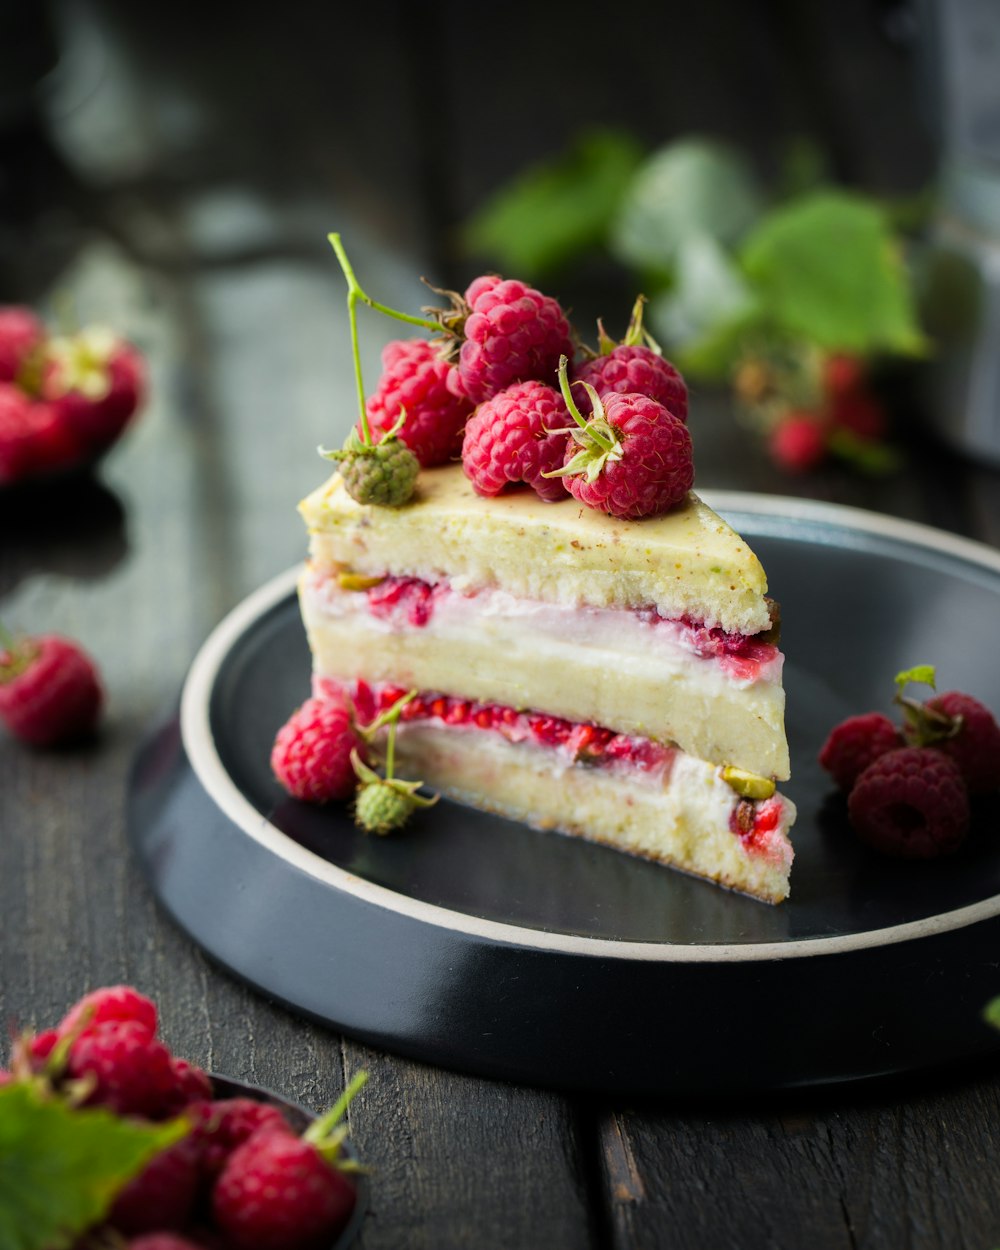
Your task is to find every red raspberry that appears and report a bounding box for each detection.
[828,390,887,442]
[573,346,687,422]
[0,633,104,747]
[109,1133,202,1235]
[847,746,970,858]
[818,712,904,790]
[271,695,363,803]
[212,1128,357,1250]
[926,691,1000,795]
[362,338,472,467]
[456,276,573,404]
[192,1096,292,1177]
[66,1019,177,1117]
[0,388,83,484]
[160,1056,213,1113]
[560,390,693,520]
[461,380,571,502]
[57,985,158,1041]
[42,329,145,453]
[823,353,865,399]
[0,307,44,384]
[769,412,827,473]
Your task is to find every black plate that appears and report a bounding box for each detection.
[128,493,1000,1095]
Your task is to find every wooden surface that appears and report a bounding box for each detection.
[4,4,1000,1247]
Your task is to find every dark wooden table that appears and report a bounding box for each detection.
[5,4,1000,1247]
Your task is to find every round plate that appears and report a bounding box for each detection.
[128,493,1000,1095]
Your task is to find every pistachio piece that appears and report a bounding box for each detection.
[722,766,776,800]
[337,571,385,592]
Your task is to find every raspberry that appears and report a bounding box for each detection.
[160,1056,213,1113]
[573,344,687,421]
[57,985,158,1042]
[109,1132,201,1235]
[0,307,44,384]
[192,1096,292,1177]
[328,434,420,507]
[456,276,573,404]
[823,353,865,399]
[818,712,903,790]
[66,1019,178,1117]
[461,380,571,502]
[42,329,145,453]
[271,695,363,803]
[0,633,104,747]
[847,746,970,858]
[769,412,827,473]
[212,1129,357,1250]
[556,385,694,520]
[926,691,1000,794]
[354,778,416,834]
[362,338,472,467]
[828,390,887,442]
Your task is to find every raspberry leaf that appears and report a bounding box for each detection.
[0,1082,187,1250]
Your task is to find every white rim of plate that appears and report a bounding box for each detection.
[180,491,1000,965]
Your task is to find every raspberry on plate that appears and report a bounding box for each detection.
[363,338,472,467]
[0,632,104,747]
[454,275,574,405]
[193,1096,292,1177]
[109,1132,202,1235]
[925,690,1000,795]
[818,712,903,790]
[271,694,363,802]
[847,746,970,858]
[461,379,571,502]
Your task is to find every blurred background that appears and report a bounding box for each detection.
[1,0,999,588]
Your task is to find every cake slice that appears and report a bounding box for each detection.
[298,464,796,904]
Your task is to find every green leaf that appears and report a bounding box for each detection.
[461,128,644,279]
[739,191,927,355]
[894,665,937,693]
[0,1083,188,1250]
[610,138,764,273]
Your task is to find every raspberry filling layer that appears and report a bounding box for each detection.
[315,676,788,858]
[313,572,782,686]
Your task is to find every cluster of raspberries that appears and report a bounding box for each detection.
[360,277,693,521]
[0,305,145,487]
[819,677,1000,857]
[2,985,361,1249]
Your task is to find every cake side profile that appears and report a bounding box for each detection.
[299,466,796,903]
[277,241,796,905]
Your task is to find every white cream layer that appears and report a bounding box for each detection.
[300,568,791,778]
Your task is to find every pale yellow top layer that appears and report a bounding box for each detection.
[300,465,771,635]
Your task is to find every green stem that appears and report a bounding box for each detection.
[557,355,589,431]
[328,234,442,446]
[385,718,397,781]
[304,1070,369,1146]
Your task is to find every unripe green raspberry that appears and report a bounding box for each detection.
[354,780,415,835]
[339,438,419,507]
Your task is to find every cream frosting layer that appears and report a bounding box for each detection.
[388,720,795,904]
[300,464,772,635]
[300,568,791,779]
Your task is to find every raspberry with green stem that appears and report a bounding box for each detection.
[322,234,443,506]
[351,690,437,835]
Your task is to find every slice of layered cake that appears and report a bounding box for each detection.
[298,464,796,903]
